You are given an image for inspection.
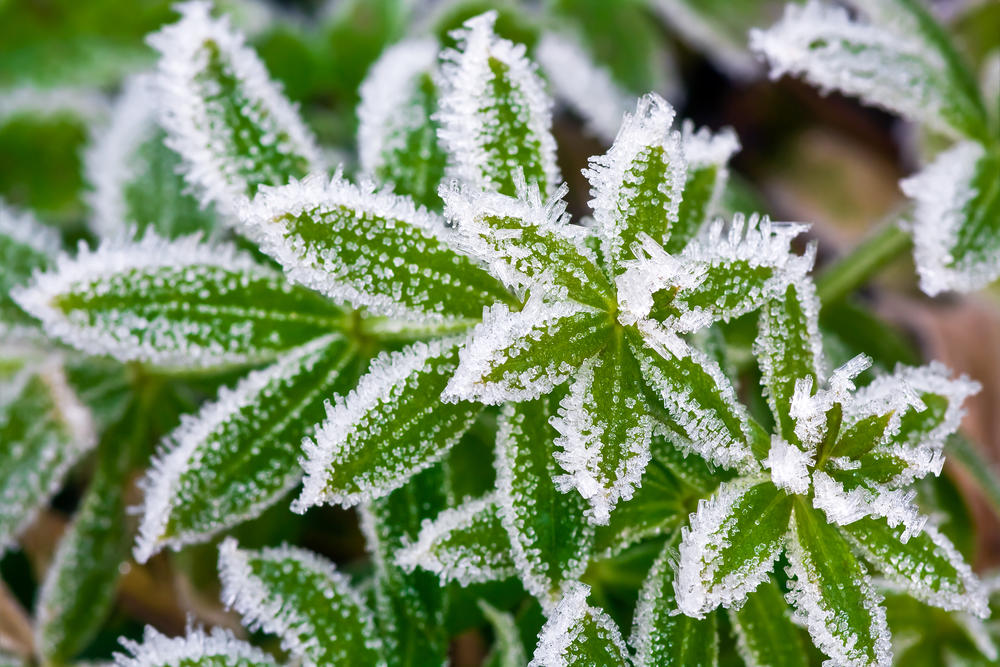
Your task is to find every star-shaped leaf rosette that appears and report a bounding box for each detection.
[672,277,987,667]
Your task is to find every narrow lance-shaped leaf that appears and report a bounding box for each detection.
[0,361,95,552]
[357,39,448,210]
[13,234,346,369]
[296,337,481,511]
[552,338,654,524]
[85,74,217,240]
[496,397,594,609]
[359,464,449,666]
[479,600,527,667]
[218,538,384,666]
[786,503,892,667]
[444,294,613,405]
[242,174,515,324]
[397,493,515,586]
[134,335,356,563]
[529,583,630,667]
[0,200,60,333]
[750,1,989,141]
[114,626,280,667]
[438,11,560,198]
[632,537,719,666]
[147,0,323,215]
[901,142,1000,295]
[730,580,810,667]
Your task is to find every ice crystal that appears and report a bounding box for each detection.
[114,625,277,667]
[764,436,812,495]
[528,582,629,667]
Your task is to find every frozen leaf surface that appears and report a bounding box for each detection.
[0,200,60,334]
[529,583,629,667]
[114,626,278,667]
[730,580,809,667]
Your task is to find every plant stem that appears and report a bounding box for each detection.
[816,223,912,309]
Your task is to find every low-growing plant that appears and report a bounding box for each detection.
[2,1,1000,666]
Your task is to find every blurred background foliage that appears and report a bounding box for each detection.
[1,0,1000,664]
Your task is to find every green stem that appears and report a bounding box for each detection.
[816,223,912,309]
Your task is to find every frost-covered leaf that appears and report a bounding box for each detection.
[0,361,95,552]
[134,335,355,563]
[675,478,792,617]
[528,582,629,667]
[902,142,1000,295]
[218,538,384,666]
[630,327,757,472]
[359,464,449,666]
[147,1,322,215]
[496,397,593,609]
[114,625,278,667]
[438,11,559,198]
[242,174,514,324]
[445,294,613,405]
[841,517,987,617]
[583,93,684,275]
[13,233,345,369]
[480,600,527,667]
[786,503,892,667]
[85,74,217,240]
[730,580,809,667]
[357,39,447,210]
[0,199,60,333]
[397,493,515,586]
[750,1,989,141]
[442,184,614,309]
[552,339,654,524]
[296,338,480,510]
[755,279,823,447]
[632,538,719,666]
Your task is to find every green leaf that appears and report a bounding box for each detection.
[902,142,1000,295]
[218,538,383,665]
[0,362,94,552]
[632,537,719,666]
[480,600,527,667]
[358,40,447,210]
[398,493,515,586]
[786,502,892,667]
[438,11,559,198]
[148,1,323,214]
[841,516,986,616]
[442,185,615,310]
[630,327,757,472]
[755,279,823,447]
[751,1,989,141]
[675,479,792,617]
[115,626,280,667]
[445,294,613,405]
[829,413,894,461]
[360,463,450,667]
[529,582,630,666]
[0,200,59,333]
[243,174,514,324]
[552,336,654,523]
[730,580,809,667]
[296,338,481,510]
[496,396,593,608]
[652,430,726,495]
[13,234,346,369]
[134,335,356,563]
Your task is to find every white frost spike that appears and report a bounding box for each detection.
[535,34,631,142]
[114,625,276,667]
[133,334,338,563]
[295,337,460,511]
[764,436,813,495]
[217,538,384,665]
[357,38,440,178]
[444,294,600,405]
[901,142,991,295]
[528,582,629,667]
[790,354,872,447]
[437,11,560,195]
[11,231,273,368]
[0,199,62,258]
[147,0,322,216]
[615,232,706,328]
[396,493,514,586]
[812,471,926,542]
[750,1,956,139]
[681,120,741,171]
[674,479,785,618]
